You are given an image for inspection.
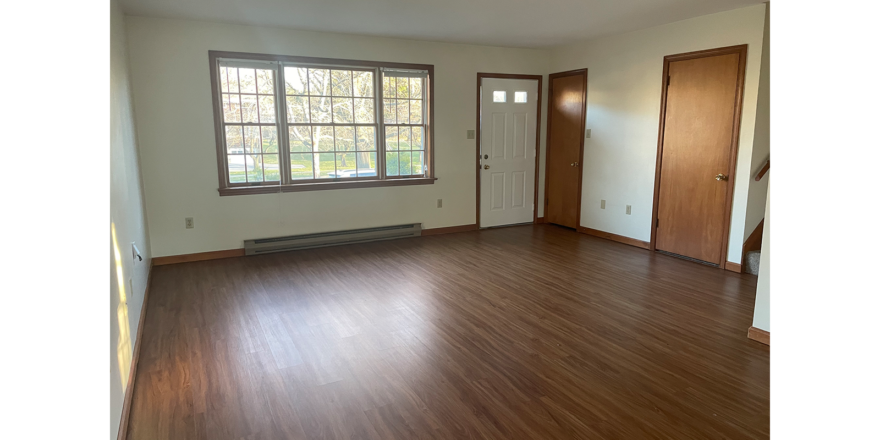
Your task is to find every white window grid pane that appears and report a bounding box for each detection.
[220,67,276,124]
[281,65,380,181]
[383,123,427,176]
[224,122,278,184]
[378,73,429,179]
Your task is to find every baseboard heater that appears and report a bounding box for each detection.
[244,223,422,256]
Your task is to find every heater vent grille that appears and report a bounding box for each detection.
[244,223,422,256]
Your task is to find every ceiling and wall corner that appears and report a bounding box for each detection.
[548,3,767,264]
[118,0,765,49]
[110,0,152,437]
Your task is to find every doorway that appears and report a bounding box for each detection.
[544,69,587,229]
[650,45,748,268]
[477,74,542,228]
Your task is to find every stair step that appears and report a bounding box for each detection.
[745,250,761,275]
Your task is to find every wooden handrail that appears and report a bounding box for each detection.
[755,159,769,181]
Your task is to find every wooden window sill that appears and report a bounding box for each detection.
[218,177,437,196]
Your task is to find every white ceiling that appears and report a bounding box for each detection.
[119,0,763,48]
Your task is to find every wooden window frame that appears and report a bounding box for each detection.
[209,51,436,196]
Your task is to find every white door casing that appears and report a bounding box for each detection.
[480,78,538,228]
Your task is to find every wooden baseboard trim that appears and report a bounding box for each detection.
[152,248,245,266]
[747,326,770,345]
[577,226,650,250]
[725,262,742,273]
[117,262,153,440]
[536,217,546,224]
[154,224,480,266]
[422,224,479,236]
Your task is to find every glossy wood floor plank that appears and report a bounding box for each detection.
[127,225,768,440]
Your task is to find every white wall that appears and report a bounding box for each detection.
[125,17,549,257]
[549,4,767,263]
[111,0,152,437]
[752,185,770,331]
[744,3,770,240]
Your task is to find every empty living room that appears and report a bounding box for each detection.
[6,0,880,439]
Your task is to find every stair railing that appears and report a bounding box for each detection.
[755,159,769,181]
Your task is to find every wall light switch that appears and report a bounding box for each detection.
[185,217,194,229]
[585,129,592,138]
[467,130,475,139]
[600,199,606,209]
[626,205,632,215]
[437,199,443,208]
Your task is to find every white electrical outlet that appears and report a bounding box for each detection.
[585,129,592,138]
[185,217,194,229]
[437,199,443,208]
[600,199,606,209]
[467,130,475,139]
[626,205,632,215]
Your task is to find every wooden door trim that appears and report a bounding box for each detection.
[649,45,748,270]
[475,73,544,227]
[543,68,588,229]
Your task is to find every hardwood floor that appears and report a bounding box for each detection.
[127,225,769,440]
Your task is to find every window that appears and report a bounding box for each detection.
[383,73,427,176]
[514,91,528,103]
[219,65,279,184]
[210,51,434,195]
[493,91,507,102]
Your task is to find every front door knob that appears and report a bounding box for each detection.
[484,165,490,169]
[715,173,728,181]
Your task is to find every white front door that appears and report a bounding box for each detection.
[480,78,538,228]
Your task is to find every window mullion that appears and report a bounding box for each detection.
[377,68,386,180]
[276,62,291,185]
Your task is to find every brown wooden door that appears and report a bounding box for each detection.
[545,70,586,229]
[655,52,742,264]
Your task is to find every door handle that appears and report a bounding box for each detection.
[570,162,579,167]
[484,165,490,169]
[715,173,728,181]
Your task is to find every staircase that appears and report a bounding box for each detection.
[742,159,769,276]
